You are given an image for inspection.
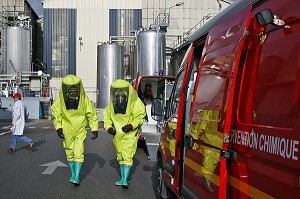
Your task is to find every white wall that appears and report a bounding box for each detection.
[46,0,142,101]
[0,97,41,119]
[45,0,228,102]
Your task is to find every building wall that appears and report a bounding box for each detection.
[0,0,25,8]
[43,0,229,103]
[44,0,142,101]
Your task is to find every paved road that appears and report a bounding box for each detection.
[0,119,157,199]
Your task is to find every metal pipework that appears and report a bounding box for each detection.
[109,36,136,44]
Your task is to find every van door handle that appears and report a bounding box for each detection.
[220,148,237,161]
[184,134,193,148]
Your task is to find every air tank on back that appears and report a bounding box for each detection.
[97,42,124,109]
[137,26,166,76]
[6,26,31,74]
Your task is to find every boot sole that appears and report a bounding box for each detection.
[71,182,80,186]
[122,181,129,189]
[115,184,123,186]
[115,180,124,186]
[122,184,129,189]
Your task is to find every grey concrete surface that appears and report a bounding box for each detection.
[0,119,157,199]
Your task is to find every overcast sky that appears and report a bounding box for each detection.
[27,0,43,18]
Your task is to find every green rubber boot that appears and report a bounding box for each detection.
[122,165,131,189]
[73,162,83,185]
[115,164,124,186]
[68,161,75,183]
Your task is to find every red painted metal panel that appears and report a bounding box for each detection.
[182,4,252,199]
[230,0,300,198]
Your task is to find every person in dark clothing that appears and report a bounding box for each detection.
[143,84,153,105]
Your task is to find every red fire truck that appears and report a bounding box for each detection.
[131,73,175,160]
[151,0,300,198]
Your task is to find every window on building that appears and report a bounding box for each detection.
[43,9,76,78]
[109,9,142,37]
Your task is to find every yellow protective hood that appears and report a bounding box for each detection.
[109,79,138,115]
[59,74,86,112]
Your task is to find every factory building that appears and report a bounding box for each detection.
[42,0,229,103]
[0,0,230,110]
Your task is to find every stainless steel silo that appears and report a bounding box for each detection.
[168,57,177,76]
[97,43,124,108]
[6,26,31,74]
[169,49,186,76]
[137,28,166,76]
[132,47,138,79]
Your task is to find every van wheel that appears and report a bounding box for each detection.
[153,156,174,199]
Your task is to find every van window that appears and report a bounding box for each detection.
[166,70,185,119]
[193,51,229,113]
[238,19,300,129]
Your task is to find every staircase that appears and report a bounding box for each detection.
[40,100,52,119]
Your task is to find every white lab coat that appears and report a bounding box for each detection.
[12,100,28,135]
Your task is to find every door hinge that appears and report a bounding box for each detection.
[220,149,237,161]
[220,150,230,159]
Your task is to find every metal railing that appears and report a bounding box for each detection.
[0,86,53,98]
[154,13,169,27]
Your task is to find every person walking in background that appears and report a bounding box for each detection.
[103,79,146,189]
[51,74,99,186]
[8,92,33,153]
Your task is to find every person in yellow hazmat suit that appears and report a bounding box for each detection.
[51,75,99,186]
[103,79,146,189]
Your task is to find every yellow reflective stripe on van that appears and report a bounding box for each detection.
[184,157,275,199]
[185,157,220,186]
[228,176,275,199]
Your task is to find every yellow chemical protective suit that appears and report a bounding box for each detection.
[51,75,98,185]
[103,79,146,188]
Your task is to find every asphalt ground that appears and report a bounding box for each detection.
[0,119,157,199]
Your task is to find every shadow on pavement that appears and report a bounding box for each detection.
[81,153,105,181]
[17,140,46,152]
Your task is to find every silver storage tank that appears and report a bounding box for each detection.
[170,48,188,76]
[7,26,31,74]
[168,57,177,76]
[97,43,124,108]
[137,28,166,76]
[131,47,138,79]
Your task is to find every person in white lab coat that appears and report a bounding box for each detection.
[8,93,34,153]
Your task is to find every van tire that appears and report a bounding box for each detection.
[153,156,174,199]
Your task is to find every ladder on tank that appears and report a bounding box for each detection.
[0,5,8,74]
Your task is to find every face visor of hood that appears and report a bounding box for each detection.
[111,87,129,114]
[62,83,81,110]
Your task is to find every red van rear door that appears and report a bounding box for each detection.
[232,0,300,198]
[181,4,252,199]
